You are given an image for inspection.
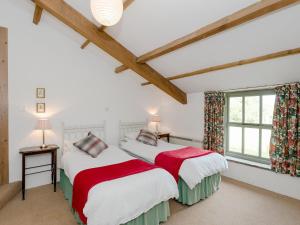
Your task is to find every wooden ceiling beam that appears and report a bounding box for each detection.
[81,0,135,49]
[33,5,43,25]
[81,26,106,49]
[34,0,187,104]
[141,47,300,86]
[115,64,128,73]
[116,0,300,73]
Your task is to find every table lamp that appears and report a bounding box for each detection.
[35,119,51,149]
[150,115,160,133]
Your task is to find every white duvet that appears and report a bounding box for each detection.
[120,139,228,190]
[61,145,179,225]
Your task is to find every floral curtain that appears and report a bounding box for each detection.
[270,82,300,177]
[203,92,226,155]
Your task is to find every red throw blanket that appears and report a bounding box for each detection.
[72,159,157,224]
[155,147,213,182]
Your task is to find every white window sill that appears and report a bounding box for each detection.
[225,156,270,170]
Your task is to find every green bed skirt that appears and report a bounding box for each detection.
[60,169,170,225]
[177,173,221,205]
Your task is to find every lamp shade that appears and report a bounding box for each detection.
[150,115,160,123]
[90,0,123,26]
[35,119,51,131]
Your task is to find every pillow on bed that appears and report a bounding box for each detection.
[125,131,139,140]
[136,129,158,146]
[73,132,108,158]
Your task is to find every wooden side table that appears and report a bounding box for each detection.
[157,132,170,143]
[19,145,59,200]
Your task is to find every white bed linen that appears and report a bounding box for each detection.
[61,145,179,225]
[120,139,228,189]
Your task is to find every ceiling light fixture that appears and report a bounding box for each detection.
[90,0,123,26]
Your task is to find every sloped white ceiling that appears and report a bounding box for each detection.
[65,0,300,93]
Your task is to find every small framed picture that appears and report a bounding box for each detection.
[36,103,46,113]
[36,88,45,99]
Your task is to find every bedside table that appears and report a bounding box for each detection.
[19,145,59,200]
[157,132,170,143]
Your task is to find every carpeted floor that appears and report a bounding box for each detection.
[0,177,299,225]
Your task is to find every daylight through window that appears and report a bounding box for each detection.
[225,90,275,164]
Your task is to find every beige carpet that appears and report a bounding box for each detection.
[0,177,299,225]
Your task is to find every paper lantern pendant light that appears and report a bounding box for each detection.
[90,0,124,26]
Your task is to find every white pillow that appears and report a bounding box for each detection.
[125,131,139,140]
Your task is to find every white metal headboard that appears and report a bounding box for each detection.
[62,122,106,147]
[119,121,147,141]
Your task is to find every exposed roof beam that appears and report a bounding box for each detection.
[81,26,105,49]
[81,0,135,49]
[116,0,300,73]
[115,64,128,73]
[33,5,43,25]
[141,47,300,86]
[34,0,187,104]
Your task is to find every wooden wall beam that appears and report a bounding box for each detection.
[116,0,300,73]
[141,47,300,86]
[81,0,135,49]
[33,5,43,25]
[35,0,187,104]
[0,27,9,185]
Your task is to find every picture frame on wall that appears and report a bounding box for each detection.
[36,103,46,113]
[36,88,45,99]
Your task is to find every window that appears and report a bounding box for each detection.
[225,90,275,164]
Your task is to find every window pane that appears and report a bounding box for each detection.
[244,128,259,156]
[229,97,242,123]
[229,126,242,153]
[262,95,275,124]
[245,96,260,124]
[261,129,272,158]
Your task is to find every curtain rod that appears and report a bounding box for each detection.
[220,82,299,93]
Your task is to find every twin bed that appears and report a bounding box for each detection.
[119,122,228,205]
[60,122,228,225]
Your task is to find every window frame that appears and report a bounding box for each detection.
[225,89,275,165]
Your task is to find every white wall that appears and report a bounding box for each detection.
[160,92,205,141]
[1,0,170,188]
[160,92,300,200]
[223,161,300,200]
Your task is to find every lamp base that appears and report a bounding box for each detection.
[40,130,48,149]
[40,144,48,149]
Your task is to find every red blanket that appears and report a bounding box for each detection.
[72,159,157,224]
[155,147,213,182]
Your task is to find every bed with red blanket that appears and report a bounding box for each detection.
[120,126,228,205]
[61,124,178,225]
